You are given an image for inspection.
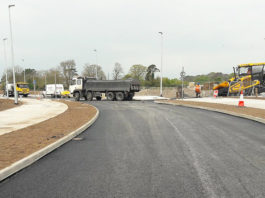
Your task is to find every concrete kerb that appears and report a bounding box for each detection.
[154,100,265,125]
[0,106,99,182]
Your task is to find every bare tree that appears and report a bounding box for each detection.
[60,60,77,88]
[82,63,106,80]
[112,62,123,80]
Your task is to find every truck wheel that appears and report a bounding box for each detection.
[106,92,115,101]
[96,96,102,101]
[87,91,93,101]
[74,92,80,101]
[128,92,134,101]
[116,92,124,101]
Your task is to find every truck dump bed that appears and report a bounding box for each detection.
[84,79,140,92]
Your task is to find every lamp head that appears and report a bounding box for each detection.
[8,4,15,8]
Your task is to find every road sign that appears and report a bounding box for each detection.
[33,80,36,85]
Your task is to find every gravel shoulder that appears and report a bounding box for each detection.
[0,99,22,112]
[157,99,265,120]
[0,100,97,170]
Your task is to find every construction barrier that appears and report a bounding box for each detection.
[213,90,218,98]
[238,90,244,107]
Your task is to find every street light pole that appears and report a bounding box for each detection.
[94,49,98,79]
[3,38,9,98]
[45,74,46,87]
[22,59,25,82]
[8,4,18,104]
[55,72,57,99]
[33,75,36,96]
[180,67,186,99]
[158,32,163,97]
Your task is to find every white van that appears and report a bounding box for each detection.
[43,84,64,98]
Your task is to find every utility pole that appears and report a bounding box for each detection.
[158,32,163,97]
[180,67,186,99]
[3,38,9,98]
[44,74,46,87]
[22,59,25,82]
[94,49,98,79]
[33,75,36,97]
[8,4,18,104]
[55,71,57,99]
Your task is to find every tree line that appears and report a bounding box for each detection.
[1,59,231,90]
[184,72,234,84]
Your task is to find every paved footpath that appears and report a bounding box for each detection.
[184,97,265,109]
[0,98,67,136]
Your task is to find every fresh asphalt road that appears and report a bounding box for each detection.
[1,101,265,198]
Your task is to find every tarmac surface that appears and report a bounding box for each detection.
[0,98,68,136]
[1,101,265,198]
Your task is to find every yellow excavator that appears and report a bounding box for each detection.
[213,63,265,96]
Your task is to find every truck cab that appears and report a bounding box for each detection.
[5,84,14,96]
[69,76,101,100]
[69,77,84,95]
[16,82,30,97]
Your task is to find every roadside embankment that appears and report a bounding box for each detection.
[155,99,265,124]
[0,100,98,174]
[184,97,265,109]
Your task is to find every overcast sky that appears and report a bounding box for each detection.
[1,0,265,79]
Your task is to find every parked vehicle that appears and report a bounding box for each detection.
[61,90,71,98]
[42,84,64,98]
[69,76,140,101]
[4,82,29,97]
[16,82,30,97]
[4,84,14,97]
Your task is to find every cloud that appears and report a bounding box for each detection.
[1,0,265,79]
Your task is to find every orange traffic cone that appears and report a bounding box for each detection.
[238,90,244,107]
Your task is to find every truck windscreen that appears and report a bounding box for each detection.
[17,84,29,88]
